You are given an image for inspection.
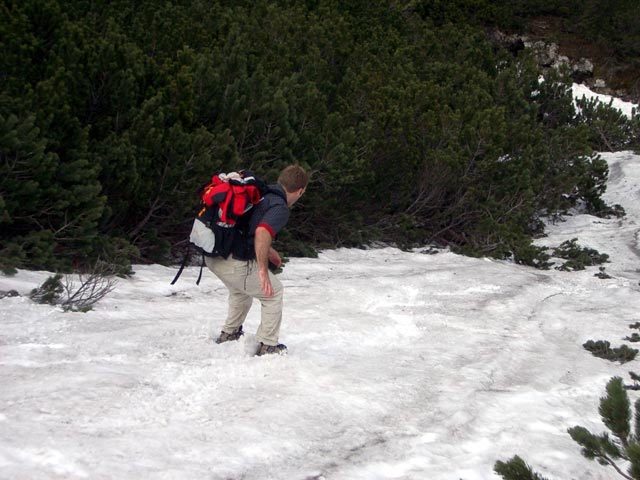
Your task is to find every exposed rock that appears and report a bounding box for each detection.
[525,40,594,82]
[488,25,638,103]
[487,29,525,55]
[0,290,20,299]
[572,58,595,83]
[489,29,598,86]
[526,40,558,67]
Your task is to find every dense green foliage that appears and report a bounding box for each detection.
[552,238,610,271]
[583,340,638,363]
[495,455,549,480]
[0,0,635,273]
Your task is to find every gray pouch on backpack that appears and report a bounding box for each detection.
[189,218,216,254]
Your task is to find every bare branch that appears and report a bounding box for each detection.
[60,262,118,312]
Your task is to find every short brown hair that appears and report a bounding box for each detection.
[278,165,309,193]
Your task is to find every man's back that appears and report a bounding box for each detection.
[233,185,289,260]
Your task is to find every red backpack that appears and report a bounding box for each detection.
[171,170,267,285]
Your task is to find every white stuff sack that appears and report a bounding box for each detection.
[189,218,216,254]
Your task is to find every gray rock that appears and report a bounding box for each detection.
[0,290,20,299]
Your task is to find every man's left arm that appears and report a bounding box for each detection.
[254,201,289,296]
[255,226,274,297]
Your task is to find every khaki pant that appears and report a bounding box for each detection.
[205,256,283,346]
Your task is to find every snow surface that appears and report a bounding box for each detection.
[1,89,640,480]
[572,83,638,118]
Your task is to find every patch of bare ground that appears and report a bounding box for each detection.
[526,15,640,103]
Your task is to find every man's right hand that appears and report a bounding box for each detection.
[268,248,282,268]
[258,268,274,297]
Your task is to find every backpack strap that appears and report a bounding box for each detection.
[195,253,205,285]
[171,246,206,286]
[266,184,288,203]
[170,243,191,285]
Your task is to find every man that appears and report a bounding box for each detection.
[205,165,309,356]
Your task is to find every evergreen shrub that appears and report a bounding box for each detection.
[29,274,64,305]
[494,455,549,480]
[0,0,631,271]
[552,238,609,271]
[496,377,640,480]
[583,340,638,364]
[568,377,640,479]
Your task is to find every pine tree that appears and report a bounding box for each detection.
[494,455,550,480]
[568,377,640,479]
[1,0,628,269]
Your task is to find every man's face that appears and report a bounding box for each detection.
[290,187,305,206]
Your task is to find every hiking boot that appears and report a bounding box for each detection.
[256,342,288,356]
[215,325,244,344]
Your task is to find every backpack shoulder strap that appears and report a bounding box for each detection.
[170,246,205,286]
[265,184,287,203]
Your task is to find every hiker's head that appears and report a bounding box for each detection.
[278,165,308,206]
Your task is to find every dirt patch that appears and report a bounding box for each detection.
[524,16,639,103]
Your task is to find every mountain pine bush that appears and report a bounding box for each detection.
[568,377,640,479]
[0,0,631,271]
[496,377,640,480]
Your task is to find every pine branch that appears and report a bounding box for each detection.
[600,377,632,447]
[494,455,549,480]
[601,454,634,480]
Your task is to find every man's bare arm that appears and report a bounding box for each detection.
[255,226,274,297]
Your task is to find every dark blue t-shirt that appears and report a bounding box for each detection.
[232,184,289,259]
[249,184,289,237]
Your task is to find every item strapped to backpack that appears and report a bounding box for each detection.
[171,170,267,285]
